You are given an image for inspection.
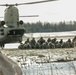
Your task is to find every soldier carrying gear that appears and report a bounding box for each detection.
[37,37,45,49]
[24,38,30,44]
[30,38,36,49]
[38,37,45,45]
[47,38,51,43]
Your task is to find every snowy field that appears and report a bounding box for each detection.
[1,31,76,75]
[24,31,76,38]
[24,31,76,40]
[2,48,76,75]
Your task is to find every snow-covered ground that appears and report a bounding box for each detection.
[24,31,76,38]
[21,61,76,75]
[2,48,76,75]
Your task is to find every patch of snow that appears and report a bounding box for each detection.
[24,31,76,38]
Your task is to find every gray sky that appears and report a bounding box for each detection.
[0,0,76,23]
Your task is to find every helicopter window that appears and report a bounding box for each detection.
[7,29,24,36]
[0,29,4,35]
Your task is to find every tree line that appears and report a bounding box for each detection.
[23,21,76,33]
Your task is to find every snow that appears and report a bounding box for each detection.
[24,31,76,38]
[5,43,20,49]
[10,55,76,75]
[6,48,76,75]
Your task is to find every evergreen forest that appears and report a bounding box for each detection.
[24,21,76,33]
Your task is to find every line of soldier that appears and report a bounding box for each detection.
[18,36,76,49]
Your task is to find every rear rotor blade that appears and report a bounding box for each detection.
[0,15,39,18]
[20,15,39,17]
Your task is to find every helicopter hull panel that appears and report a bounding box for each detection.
[0,35,22,44]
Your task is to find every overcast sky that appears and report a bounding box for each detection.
[0,0,76,23]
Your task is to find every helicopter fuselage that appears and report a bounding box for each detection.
[0,6,25,48]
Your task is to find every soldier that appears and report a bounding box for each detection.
[48,42,55,49]
[23,43,31,49]
[67,39,73,48]
[23,38,31,49]
[55,42,62,48]
[59,39,63,44]
[30,38,36,49]
[58,39,64,48]
[72,36,76,48]
[47,38,51,43]
[35,41,40,49]
[72,36,76,42]
[42,42,49,49]
[37,37,45,49]
[24,38,30,44]
[51,38,57,44]
[18,43,24,49]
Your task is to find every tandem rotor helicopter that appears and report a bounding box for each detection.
[0,0,57,48]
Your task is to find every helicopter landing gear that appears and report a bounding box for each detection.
[19,37,22,43]
[0,44,4,49]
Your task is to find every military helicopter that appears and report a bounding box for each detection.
[0,0,57,48]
